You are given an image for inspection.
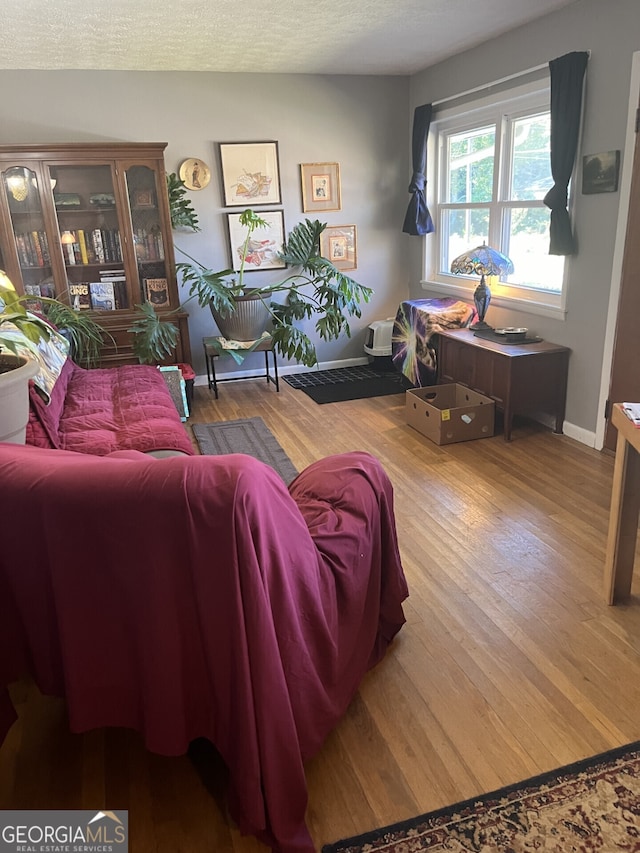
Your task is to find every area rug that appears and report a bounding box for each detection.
[192,417,298,484]
[322,740,640,852]
[284,366,410,404]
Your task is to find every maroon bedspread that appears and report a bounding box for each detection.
[27,361,194,456]
[0,443,408,852]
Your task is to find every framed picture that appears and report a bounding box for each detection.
[133,188,155,208]
[219,141,281,206]
[300,162,341,212]
[226,210,286,272]
[582,150,620,194]
[320,224,356,270]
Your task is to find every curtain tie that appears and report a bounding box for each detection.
[408,171,426,193]
[543,185,568,210]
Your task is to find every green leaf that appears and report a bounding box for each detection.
[127,302,179,364]
[166,173,200,232]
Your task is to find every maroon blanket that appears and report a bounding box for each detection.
[27,361,194,456]
[0,444,408,852]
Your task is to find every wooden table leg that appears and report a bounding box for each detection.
[604,430,640,603]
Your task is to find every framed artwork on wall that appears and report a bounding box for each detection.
[226,210,286,271]
[320,224,357,270]
[582,150,620,194]
[300,162,341,212]
[219,141,281,206]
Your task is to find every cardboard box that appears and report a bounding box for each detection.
[406,383,495,445]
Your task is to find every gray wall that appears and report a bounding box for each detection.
[1,0,635,434]
[409,0,640,441]
[0,71,410,377]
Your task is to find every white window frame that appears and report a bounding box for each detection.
[422,79,569,321]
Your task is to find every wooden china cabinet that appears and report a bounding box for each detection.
[0,142,191,366]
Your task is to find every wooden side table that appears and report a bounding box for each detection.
[436,329,570,441]
[202,335,279,399]
[604,404,640,604]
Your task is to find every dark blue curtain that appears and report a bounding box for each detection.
[543,51,589,254]
[402,104,435,236]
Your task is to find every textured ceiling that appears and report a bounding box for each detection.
[0,0,578,75]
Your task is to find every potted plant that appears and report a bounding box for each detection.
[128,301,181,364]
[0,276,53,443]
[176,209,372,367]
[0,275,108,442]
[166,172,200,233]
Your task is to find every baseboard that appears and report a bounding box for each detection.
[562,421,597,448]
[193,356,370,386]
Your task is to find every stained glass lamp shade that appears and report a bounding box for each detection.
[450,243,514,330]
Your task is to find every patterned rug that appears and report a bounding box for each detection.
[322,741,640,852]
[192,417,298,484]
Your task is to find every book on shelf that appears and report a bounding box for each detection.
[98,268,125,280]
[89,281,117,311]
[76,230,90,264]
[68,283,91,310]
[64,241,76,265]
[134,227,164,262]
[40,231,50,264]
[15,234,30,267]
[98,268,127,307]
[15,231,50,268]
[144,277,169,307]
[23,283,43,313]
[91,229,105,264]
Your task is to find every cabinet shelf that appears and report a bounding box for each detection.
[0,142,192,367]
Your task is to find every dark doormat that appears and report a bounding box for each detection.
[284,366,411,404]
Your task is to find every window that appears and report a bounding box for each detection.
[425,82,567,317]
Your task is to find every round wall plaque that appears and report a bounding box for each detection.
[179,158,211,191]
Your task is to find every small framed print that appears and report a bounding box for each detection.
[219,141,281,206]
[300,162,341,212]
[226,210,286,272]
[179,158,211,191]
[321,225,356,271]
[133,188,155,208]
[582,150,620,194]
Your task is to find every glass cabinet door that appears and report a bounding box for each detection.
[1,165,55,300]
[49,163,126,312]
[124,164,169,309]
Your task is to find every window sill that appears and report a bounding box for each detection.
[419,279,567,321]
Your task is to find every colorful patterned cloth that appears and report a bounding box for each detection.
[392,298,476,387]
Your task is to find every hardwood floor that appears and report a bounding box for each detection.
[3,377,640,852]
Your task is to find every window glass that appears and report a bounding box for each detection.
[448,127,495,203]
[428,84,567,309]
[510,113,553,201]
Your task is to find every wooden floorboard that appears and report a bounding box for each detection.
[3,376,640,852]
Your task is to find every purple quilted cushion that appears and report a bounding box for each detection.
[26,358,75,448]
[58,364,194,456]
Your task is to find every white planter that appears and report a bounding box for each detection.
[0,355,38,444]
